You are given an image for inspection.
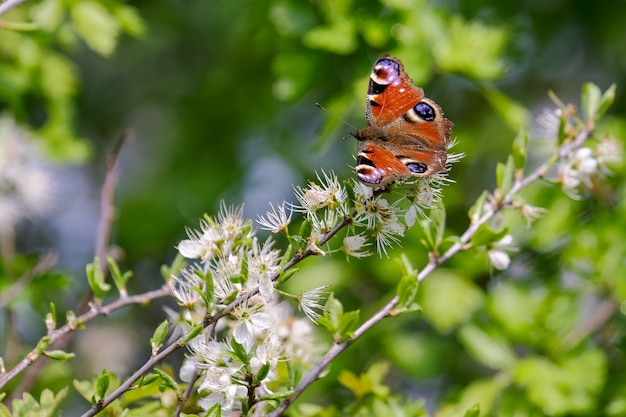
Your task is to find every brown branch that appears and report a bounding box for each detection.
[0,284,172,390]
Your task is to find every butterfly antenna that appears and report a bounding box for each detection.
[315,103,359,135]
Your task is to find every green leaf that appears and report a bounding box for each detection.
[182,325,204,344]
[470,223,508,248]
[39,51,77,100]
[255,362,271,383]
[303,19,357,55]
[108,256,132,294]
[597,83,617,119]
[581,82,602,123]
[45,303,57,332]
[318,293,342,333]
[338,310,360,339]
[86,258,111,299]
[458,324,517,369]
[463,404,481,417]
[44,350,75,360]
[419,201,446,251]
[70,0,120,56]
[161,253,187,280]
[512,128,528,173]
[95,369,111,401]
[150,320,169,355]
[34,336,51,355]
[154,368,179,393]
[514,350,607,415]
[228,339,250,364]
[114,4,146,37]
[468,191,489,224]
[495,155,515,196]
[435,17,509,81]
[203,403,222,417]
[396,256,419,311]
[418,271,484,332]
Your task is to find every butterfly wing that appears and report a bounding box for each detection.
[356,142,446,187]
[351,56,454,187]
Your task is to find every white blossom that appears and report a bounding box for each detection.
[488,234,516,271]
[232,305,272,350]
[298,286,328,322]
[256,201,292,233]
[170,266,203,308]
[341,234,371,259]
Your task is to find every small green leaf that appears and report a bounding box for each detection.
[280,245,294,267]
[228,339,250,364]
[470,223,508,248]
[464,404,481,417]
[597,83,617,119]
[108,256,132,294]
[182,325,204,344]
[138,374,160,386]
[299,219,313,239]
[276,267,298,285]
[45,303,57,333]
[512,128,528,173]
[35,336,51,355]
[303,19,357,55]
[255,362,271,383]
[581,82,602,123]
[396,271,419,310]
[44,350,75,360]
[204,403,222,417]
[70,0,120,56]
[468,191,489,224]
[154,368,179,393]
[318,293,342,333]
[114,4,146,37]
[495,155,515,196]
[86,258,111,299]
[420,201,446,251]
[150,320,169,355]
[459,324,517,369]
[338,310,360,340]
[95,369,111,401]
[161,253,187,280]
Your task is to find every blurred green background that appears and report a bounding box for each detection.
[2,0,626,414]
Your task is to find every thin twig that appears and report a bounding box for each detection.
[173,368,202,417]
[95,129,132,275]
[0,0,28,16]
[0,284,172,390]
[267,126,595,417]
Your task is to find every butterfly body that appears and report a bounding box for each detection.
[351,56,453,187]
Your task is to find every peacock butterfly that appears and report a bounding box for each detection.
[351,56,453,187]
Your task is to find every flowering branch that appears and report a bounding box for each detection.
[80,215,352,417]
[267,123,597,417]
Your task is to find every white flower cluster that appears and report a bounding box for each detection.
[171,204,324,414]
[558,136,622,197]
